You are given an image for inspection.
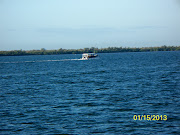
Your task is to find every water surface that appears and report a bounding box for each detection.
[0,52,180,134]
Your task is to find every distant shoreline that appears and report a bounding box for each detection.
[0,45,179,56]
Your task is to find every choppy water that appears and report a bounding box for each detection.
[0,52,180,134]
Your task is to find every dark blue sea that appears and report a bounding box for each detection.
[0,51,180,135]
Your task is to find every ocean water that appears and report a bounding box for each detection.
[0,51,180,134]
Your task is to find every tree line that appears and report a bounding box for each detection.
[0,45,179,56]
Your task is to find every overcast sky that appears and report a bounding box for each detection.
[0,0,180,50]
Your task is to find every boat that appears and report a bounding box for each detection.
[81,53,98,60]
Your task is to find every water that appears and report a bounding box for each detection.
[0,52,180,134]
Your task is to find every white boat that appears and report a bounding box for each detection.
[81,53,98,60]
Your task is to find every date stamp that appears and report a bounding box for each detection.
[133,115,167,121]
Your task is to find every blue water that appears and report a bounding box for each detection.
[0,52,180,134]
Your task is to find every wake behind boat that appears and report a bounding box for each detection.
[81,53,98,60]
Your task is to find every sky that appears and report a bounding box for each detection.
[0,0,180,50]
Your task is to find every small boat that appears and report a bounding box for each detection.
[81,53,98,60]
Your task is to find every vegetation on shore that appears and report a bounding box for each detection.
[0,45,179,56]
